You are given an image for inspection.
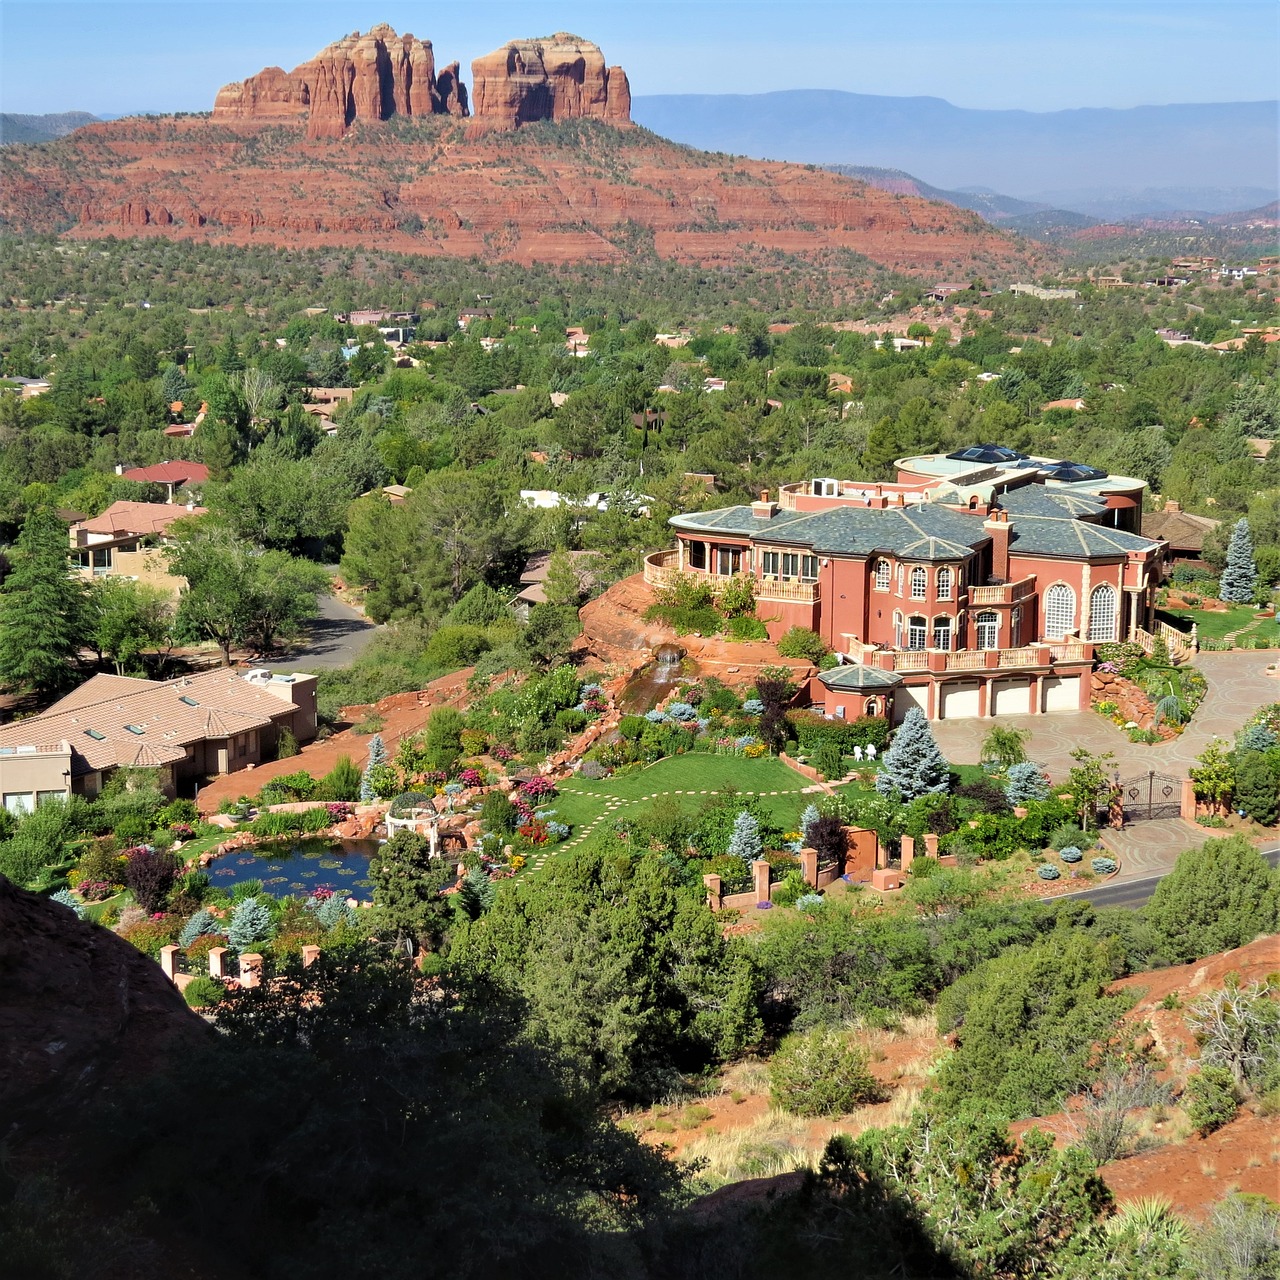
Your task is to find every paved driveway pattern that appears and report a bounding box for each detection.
[930,650,1280,781]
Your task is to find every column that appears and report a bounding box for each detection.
[752,858,771,904]
[159,945,180,982]
[301,945,321,968]
[238,953,263,988]
[799,848,819,887]
[702,873,723,912]
[208,947,229,980]
[899,834,915,872]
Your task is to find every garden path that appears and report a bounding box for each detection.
[929,650,1278,781]
[1097,818,1211,880]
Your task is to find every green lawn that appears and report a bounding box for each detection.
[1160,605,1276,644]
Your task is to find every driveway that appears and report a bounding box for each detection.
[269,595,379,672]
[930,649,1280,780]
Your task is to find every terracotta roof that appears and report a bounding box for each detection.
[0,669,301,775]
[1142,509,1220,550]
[1040,398,1087,412]
[120,461,210,486]
[77,501,207,538]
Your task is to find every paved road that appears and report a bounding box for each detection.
[270,594,379,671]
[1050,846,1280,910]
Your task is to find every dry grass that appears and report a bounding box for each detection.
[1199,1159,1217,1177]
[719,1059,770,1097]
[681,1110,824,1188]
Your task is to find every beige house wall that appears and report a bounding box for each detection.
[0,743,72,814]
[72,547,188,598]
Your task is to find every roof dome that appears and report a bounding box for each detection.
[945,444,1028,464]
[1039,460,1109,482]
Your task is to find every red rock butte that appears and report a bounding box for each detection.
[469,33,631,131]
[213,23,468,139]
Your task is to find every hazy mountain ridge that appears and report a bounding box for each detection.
[631,90,1279,212]
[0,112,99,144]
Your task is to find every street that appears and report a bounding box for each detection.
[1050,847,1280,910]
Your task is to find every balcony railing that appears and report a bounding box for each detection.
[643,549,683,589]
[643,550,819,603]
[1048,641,1089,662]
[757,576,820,603]
[868,640,1092,673]
[968,576,1037,604]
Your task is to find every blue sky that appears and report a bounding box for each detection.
[2,1,1276,116]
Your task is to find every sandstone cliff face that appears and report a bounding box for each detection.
[0,876,208,1147]
[470,33,632,129]
[213,23,466,140]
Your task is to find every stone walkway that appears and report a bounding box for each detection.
[930,650,1279,781]
[1097,818,1211,881]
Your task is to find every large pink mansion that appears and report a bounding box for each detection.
[646,446,1177,723]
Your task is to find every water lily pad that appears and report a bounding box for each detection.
[318,858,341,869]
[337,866,356,875]
[301,870,318,878]
[290,882,306,891]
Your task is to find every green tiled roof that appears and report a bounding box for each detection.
[817,664,903,691]
[670,504,986,561]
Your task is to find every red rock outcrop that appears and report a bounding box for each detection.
[213,24,467,140]
[470,33,631,130]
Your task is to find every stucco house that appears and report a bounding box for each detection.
[0,668,318,811]
[69,500,205,597]
[645,446,1168,723]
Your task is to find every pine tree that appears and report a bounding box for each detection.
[160,362,191,409]
[227,896,274,952]
[179,907,222,948]
[367,829,453,955]
[542,549,584,607]
[454,866,497,921]
[800,803,822,842]
[727,811,763,867]
[875,706,950,800]
[1218,518,1258,603]
[360,734,387,803]
[0,507,87,695]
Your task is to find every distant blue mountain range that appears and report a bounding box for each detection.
[631,90,1278,217]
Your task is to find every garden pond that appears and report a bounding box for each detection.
[207,838,380,900]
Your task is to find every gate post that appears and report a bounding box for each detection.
[1180,778,1197,820]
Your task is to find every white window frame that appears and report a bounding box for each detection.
[1043,583,1076,640]
[907,615,928,650]
[933,615,953,650]
[975,610,999,650]
[761,550,780,577]
[936,566,953,600]
[893,610,904,649]
[1088,583,1118,642]
[874,559,891,591]
[910,566,928,600]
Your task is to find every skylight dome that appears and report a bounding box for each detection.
[945,444,1028,464]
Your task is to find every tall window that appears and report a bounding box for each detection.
[910,566,927,600]
[933,616,952,650]
[907,615,928,650]
[761,550,780,577]
[893,611,904,649]
[1044,583,1076,640]
[874,559,891,591]
[716,546,741,576]
[1088,583,1118,642]
[688,541,706,570]
[801,555,819,580]
[896,563,904,594]
[865,698,878,717]
[1010,607,1022,648]
[936,566,953,600]
[975,610,999,650]
[782,552,801,578]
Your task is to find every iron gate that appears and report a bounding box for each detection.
[1116,771,1182,824]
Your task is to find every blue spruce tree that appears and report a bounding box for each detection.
[800,803,822,842]
[727,810,763,867]
[179,907,222,948]
[1004,761,1050,805]
[360,733,388,803]
[874,706,950,800]
[227,896,275,952]
[1218,518,1258,603]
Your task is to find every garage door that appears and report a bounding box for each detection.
[891,684,930,724]
[991,678,1032,716]
[1042,675,1081,713]
[939,681,981,720]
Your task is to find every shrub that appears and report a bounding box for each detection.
[776,627,829,663]
[1049,824,1088,851]
[276,728,301,759]
[771,869,809,907]
[664,701,698,722]
[727,811,764,866]
[788,710,890,753]
[1038,864,1061,880]
[954,778,1010,814]
[875,708,949,801]
[117,917,177,957]
[183,976,225,1009]
[768,1027,883,1117]
[480,791,518,834]
[617,715,647,741]
[1184,1067,1239,1136]
[179,908,222,948]
[1058,846,1083,863]
[726,615,768,641]
[48,888,85,918]
[795,893,825,913]
[554,708,588,734]
[74,840,126,890]
[227,896,275,952]
[122,846,181,914]
[318,756,361,802]
[185,933,224,971]
[812,741,845,780]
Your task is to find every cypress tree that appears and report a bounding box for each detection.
[874,706,950,800]
[1218,518,1258,603]
[0,506,87,695]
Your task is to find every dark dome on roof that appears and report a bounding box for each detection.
[1040,460,1109,482]
[945,444,1028,464]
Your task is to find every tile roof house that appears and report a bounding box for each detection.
[70,500,207,597]
[117,460,210,501]
[513,550,599,618]
[1141,502,1220,566]
[647,448,1166,723]
[0,668,318,808]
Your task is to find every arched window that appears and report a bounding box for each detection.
[865,698,878,717]
[975,610,999,650]
[896,563,904,594]
[910,566,928,600]
[936,566,953,600]
[1088,583,1118,642]
[874,559,891,591]
[893,611,904,649]
[933,615,952,650]
[907,615,928,650]
[1044,583,1076,640]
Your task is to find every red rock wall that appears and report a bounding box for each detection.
[470,34,632,130]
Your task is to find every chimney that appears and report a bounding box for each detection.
[983,509,1011,582]
[1163,499,1181,513]
[752,490,778,519]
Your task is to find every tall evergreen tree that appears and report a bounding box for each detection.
[875,706,950,800]
[0,506,87,695]
[360,734,388,803]
[368,829,453,956]
[727,810,763,867]
[1218,517,1258,603]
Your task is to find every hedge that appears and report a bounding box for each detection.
[787,711,891,753]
